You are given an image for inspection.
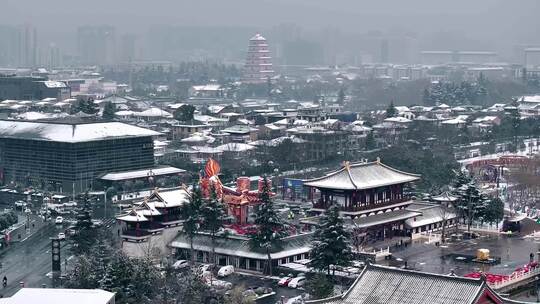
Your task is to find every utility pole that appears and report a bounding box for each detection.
[104,188,107,219]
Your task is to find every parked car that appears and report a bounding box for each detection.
[57,232,66,240]
[24,208,31,214]
[14,201,26,208]
[172,260,189,269]
[288,277,306,288]
[217,265,234,277]
[207,279,233,290]
[198,264,214,273]
[63,201,77,207]
[55,216,64,224]
[277,274,294,286]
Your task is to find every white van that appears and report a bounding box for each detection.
[217,265,234,277]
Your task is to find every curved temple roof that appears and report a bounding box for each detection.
[303,160,420,190]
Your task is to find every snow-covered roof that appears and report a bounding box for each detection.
[4,288,115,304]
[16,112,52,120]
[149,188,190,208]
[303,160,420,190]
[134,107,172,118]
[394,106,410,113]
[191,84,222,91]
[250,33,267,41]
[405,204,457,228]
[0,120,161,143]
[168,103,186,109]
[42,81,67,88]
[293,119,309,126]
[222,125,256,134]
[181,134,215,143]
[472,116,498,123]
[100,166,185,181]
[431,192,459,202]
[519,95,540,103]
[117,209,149,222]
[194,114,228,123]
[344,124,372,133]
[321,118,339,126]
[384,117,412,123]
[263,123,282,130]
[114,110,135,116]
[216,143,255,152]
[441,115,468,125]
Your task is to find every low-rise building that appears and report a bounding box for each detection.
[0,288,115,304]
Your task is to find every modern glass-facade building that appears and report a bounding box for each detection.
[0,120,160,193]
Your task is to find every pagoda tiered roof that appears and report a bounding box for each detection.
[303,159,420,191]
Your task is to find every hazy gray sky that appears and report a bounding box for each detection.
[3,0,538,38]
[2,0,538,63]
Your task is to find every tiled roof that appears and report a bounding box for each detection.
[307,264,500,304]
[303,161,420,190]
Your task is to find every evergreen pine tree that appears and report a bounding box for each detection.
[200,186,227,265]
[249,177,287,275]
[422,88,433,106]
[386,100,397,118]
[71,192,97,255]
[181,185,203,263]
[365,131,376,150]
[173,104,196,122]
[337,87,345,105]
[305,273,334,300]
[102,101,116,120]
[455,181,484,232]
[309,205,353,275]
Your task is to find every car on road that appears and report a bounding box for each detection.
[172,260,189,270]
[91,219,103,227]
[288,276,306,288]
[14,201,26,209]
[277,274,294,286]
[217,265,234,277]
[57,232,66,240]
[55,216,64,224]
[24,208,32,214]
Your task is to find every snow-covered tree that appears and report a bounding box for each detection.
[102,101,116,120]
[386,100,397,118]
[71,192,97,255]
[309,205,353,275]
[455,182,486,232]
[200,186,227,265]
[249,177,287,276]
[180,185,203,263]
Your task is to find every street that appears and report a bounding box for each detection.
[0,218,70,297]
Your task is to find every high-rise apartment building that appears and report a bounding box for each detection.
[77,26,116,65]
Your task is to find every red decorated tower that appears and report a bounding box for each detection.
[243,33,274,83]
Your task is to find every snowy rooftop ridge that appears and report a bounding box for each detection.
[0,120,161,143]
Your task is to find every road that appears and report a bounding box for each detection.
[0,215,71,297]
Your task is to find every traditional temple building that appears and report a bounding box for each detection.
[302,159,422,244]
[306,264,508,304]
[243,33,274,83]
[116,187,189,242]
